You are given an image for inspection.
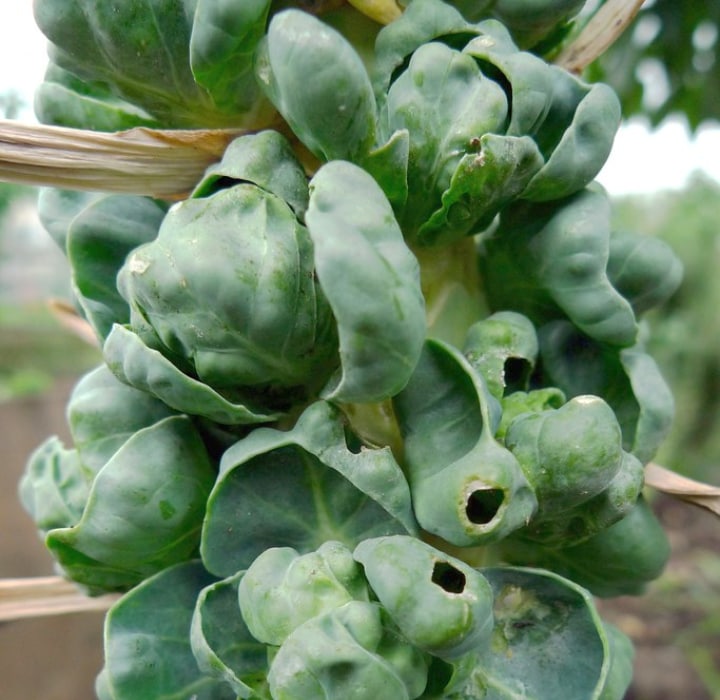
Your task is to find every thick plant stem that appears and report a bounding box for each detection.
[412,237,489,349]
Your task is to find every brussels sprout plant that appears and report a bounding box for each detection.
[13,0,708,698]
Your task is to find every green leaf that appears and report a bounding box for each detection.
[67,194,167,341]
[361,129,410,212]
[268,601,428,700]
[34,63,160,131]
[479,188,638,347]
[419,133,545,243]
[373,0,473,99]
[452,567,633,699]
[36,187,101,250]
[520,82,622,202]
[104,324,280,426]
[192,130,309,219]
[103,561,234,700]
[464,39,621,200]
[606,229,684,317]
[538,321,675,464]
[488,0,586,48]
[511,450,645,547]
[496,388,566,441]
[191,571,269,699]
[201,401,416,577]
[463,311,539,400]
[189,0,271,115]
[257,9,376,162]
[354,536,494,660]
[501,498,671,599]
[306,161,426,402]
[238,541,369,647]
[393,339,537,545]
[46,416,216,591]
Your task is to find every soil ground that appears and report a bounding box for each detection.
[1,381,718,699]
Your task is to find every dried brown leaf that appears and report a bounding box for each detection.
[645,463,720,518]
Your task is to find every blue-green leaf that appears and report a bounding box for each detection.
[479,188,638,346]
[257,9,376,162]
[452,566,633,700]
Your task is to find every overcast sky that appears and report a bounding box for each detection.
[1,3,719,197]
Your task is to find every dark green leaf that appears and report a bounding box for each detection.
[67,194,166,340]
[452,566,633,699]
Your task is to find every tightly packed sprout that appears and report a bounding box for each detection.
[21,1,685,698]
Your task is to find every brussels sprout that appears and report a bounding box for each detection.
[238,542,370,646]
[268,601,429,700]
[354,536,495,659]
[33,0,276,129]
[504,395,624,516]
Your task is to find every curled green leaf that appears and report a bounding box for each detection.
[257,9,377,162]
[479,188,638,346]
[306,161,426,402]
[463,311,539,400]
[394,339,537,545]
[191,571,269,699]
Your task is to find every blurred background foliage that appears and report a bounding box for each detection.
[611,173,720,484]
[588,0,719,130]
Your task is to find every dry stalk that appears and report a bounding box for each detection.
[555,0,646,74]
[0,576,119,622]
[0,119,245,200]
